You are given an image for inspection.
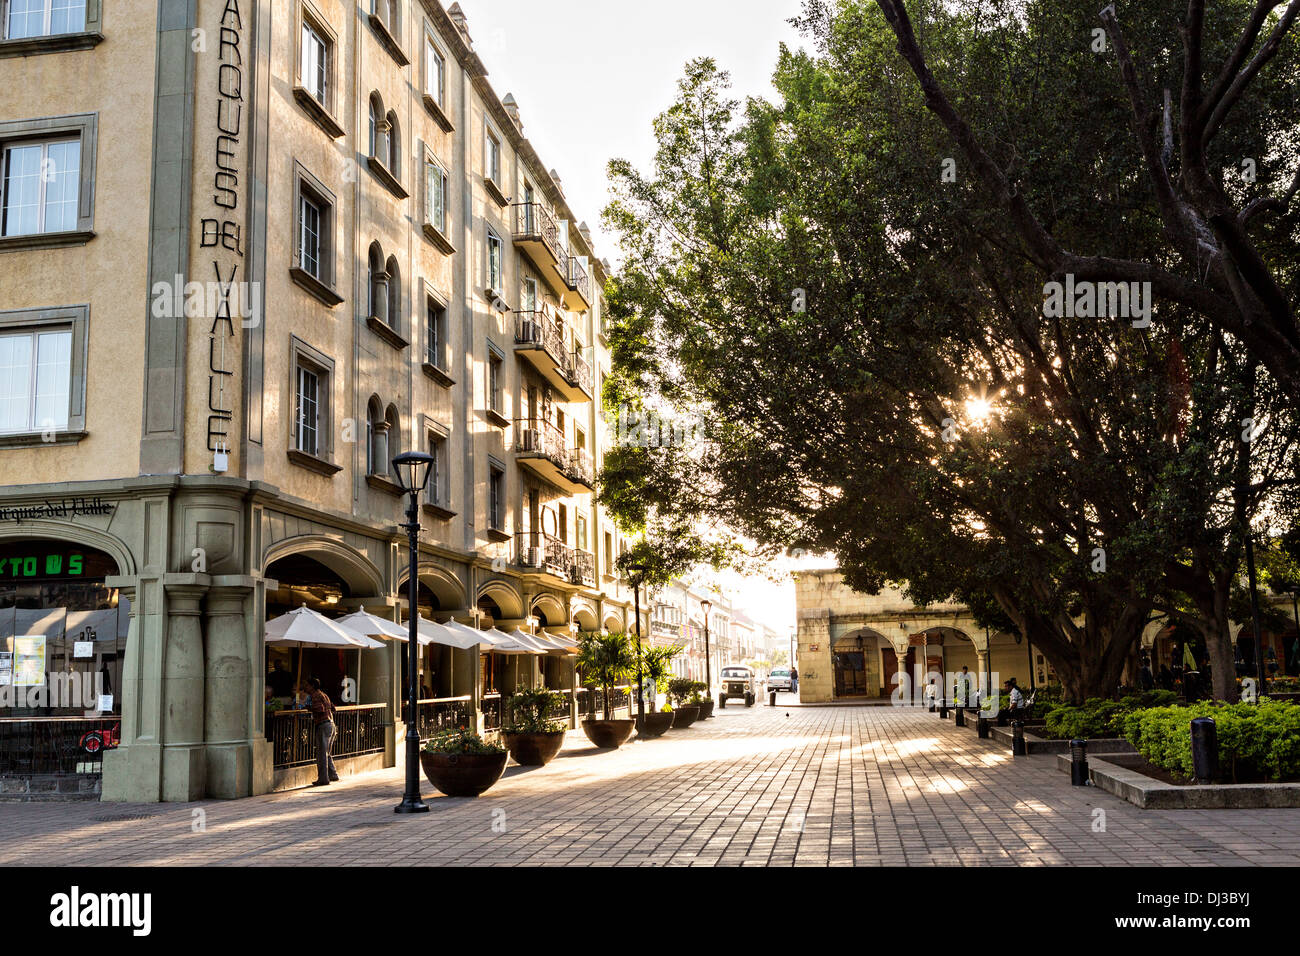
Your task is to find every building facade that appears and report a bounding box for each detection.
[795,570,1300,704]
[0,0,644,801]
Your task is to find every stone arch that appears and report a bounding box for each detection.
[530,591,566,626]
[396,562,465,609]
[0,521,135,578]
[602,610,624,632]
[477,579,524,619]
[571,600,599,632]
[263,535,385,597]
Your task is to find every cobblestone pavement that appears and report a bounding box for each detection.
[3,701,1299,866]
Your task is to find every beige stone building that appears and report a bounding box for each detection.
[0,0,642,801]
[794,570,1040,704]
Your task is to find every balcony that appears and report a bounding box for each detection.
[559,255,592,312]
[571,549,596,587]
[514,312,592,403]
[512,203,567,298]
[516,531,573,580]
[515,418,595,494]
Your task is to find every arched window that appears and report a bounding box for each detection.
[367,242,386,322]
[385,109,401,176]
[385,255,401,332]
[366,395,385,475]
[367,93,386,162]
[385,404,401,461]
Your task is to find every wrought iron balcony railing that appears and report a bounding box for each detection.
[512,202,564,264]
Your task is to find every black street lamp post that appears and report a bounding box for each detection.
[630,563,648,729]
[392,450,434,815]
[701,599,712,698]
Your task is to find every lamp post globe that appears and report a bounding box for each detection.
[392,450,434,814]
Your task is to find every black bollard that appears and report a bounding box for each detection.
[1190,717,1218,785]
[976,715,989,739]
[997,709,1009,727]
[939,699,948,719]
[955,707,965,727]
[1011,720,1026,756]
[1069,738,1089,785]
[769,690,777,707]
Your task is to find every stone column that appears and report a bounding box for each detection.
[894,646,912,703]
[203,581,253,798]
[160,580,208,802]
[101,578,157,802]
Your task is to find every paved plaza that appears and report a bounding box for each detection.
[4,702,1299,867]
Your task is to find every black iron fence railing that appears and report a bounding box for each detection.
[512,202,563,263]
[514,311,570,371]
[571,548,596,586]
[401,696,472,740]
[516,417,568,469]
[0,716,122,776]
[569,348,593,395]
[268,704,387,770]
[516,530,572,577]
[564,255,590,302]
[583,685,632,719]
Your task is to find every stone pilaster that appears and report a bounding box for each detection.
[160,578,208,802]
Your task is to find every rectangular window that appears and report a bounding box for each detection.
[576,514,588,552]
[424,34,445,106]
[521,276,538,312]
[604,532,613,575]
[0,326,70,433]
[301,20,328,104]
[486,229,502,292]
[2,138,80,237]
[484,128,500,182]
[427,431,447,506]
[298,193,321,279]
[488,351,502,413]
[295,365,320,456]
[426,297,446,368]
[425,157,447,233]
[4,0,85,39]
[488,466,504,531]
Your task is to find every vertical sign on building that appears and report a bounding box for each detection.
[192,0,250,473]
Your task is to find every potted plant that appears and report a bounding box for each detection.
[503,687,569,765]
[635,644,680,738]
[693,680,715,719]
[577,630,638,748]
[420,728,508,797]
[667,677,700,728]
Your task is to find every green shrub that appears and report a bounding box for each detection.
[1121,700,1300,782]
[504,688,568,735]
[424,728,505,755]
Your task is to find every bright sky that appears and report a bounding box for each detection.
[457,0,806,259]
[457,0,809,636]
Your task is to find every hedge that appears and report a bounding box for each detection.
[1040,690,1180,739]
[1121,699,1300,783]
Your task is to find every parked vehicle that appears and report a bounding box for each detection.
[767,667,793,693]
[719,665,756,707]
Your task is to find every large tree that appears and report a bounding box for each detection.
[600,4,1299,703]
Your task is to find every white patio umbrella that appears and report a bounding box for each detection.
[265,605,382,700]
[513,629,574,655]
[335,610,408,641]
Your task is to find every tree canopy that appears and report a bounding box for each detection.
[599,1,1300,702]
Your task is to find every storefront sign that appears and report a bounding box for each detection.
[0,497,115,525]
[12,636,46,686]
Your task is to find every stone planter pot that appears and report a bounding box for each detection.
[581,718,637,749]
[420,750,508,798]
[671,705,700,728]
[637,712,675,739]
[503,730,566,766]
[697,699,715,720]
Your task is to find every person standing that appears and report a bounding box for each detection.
[957,666,972,707]
[306,676,340,786]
